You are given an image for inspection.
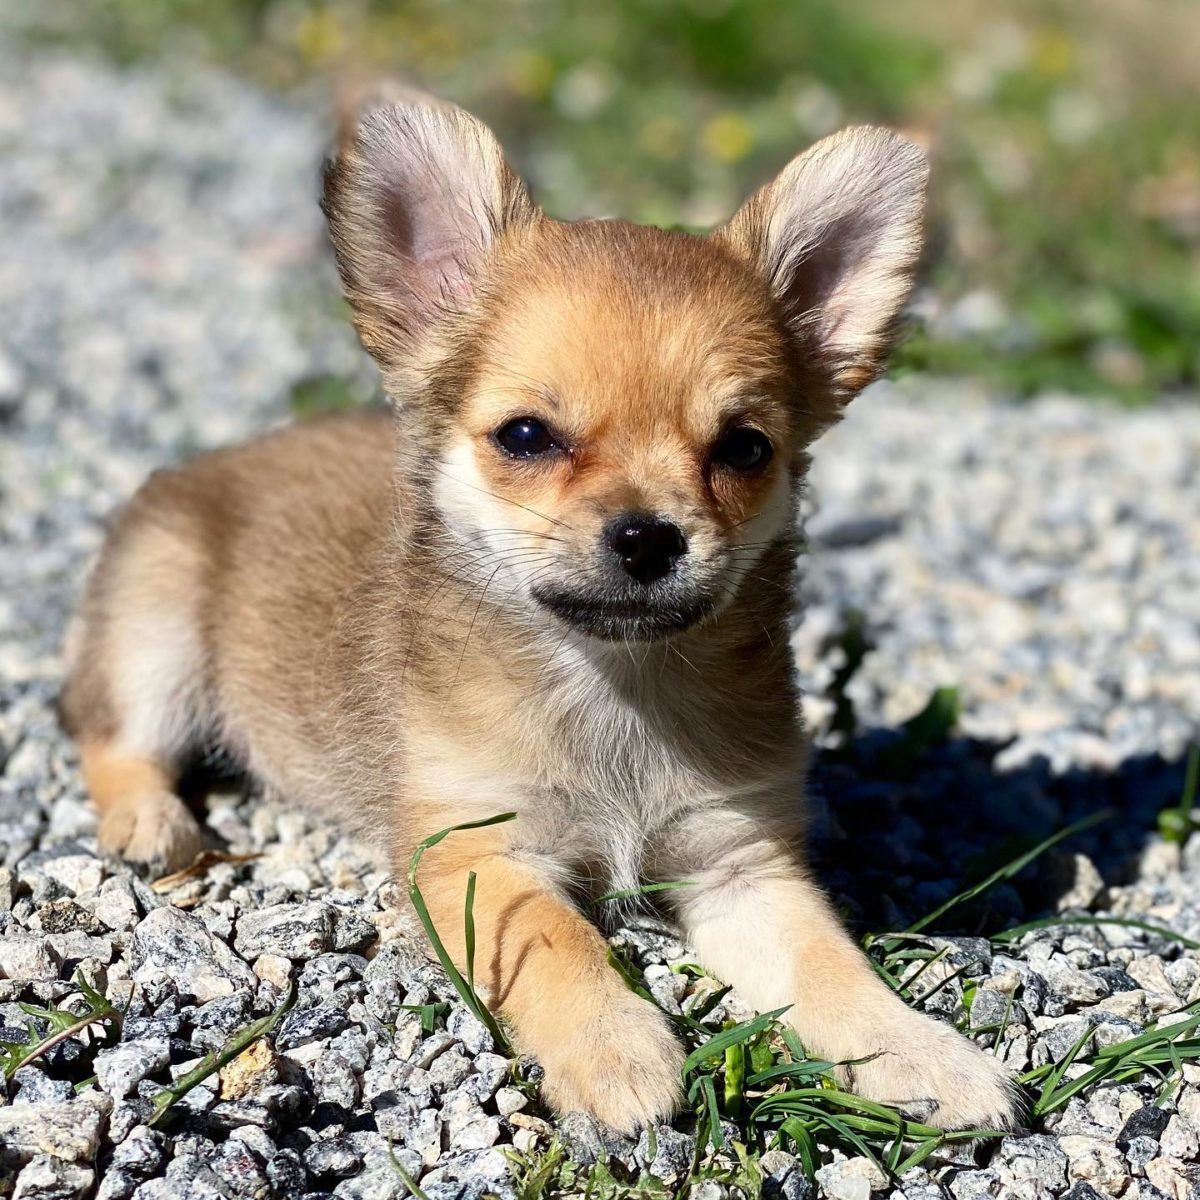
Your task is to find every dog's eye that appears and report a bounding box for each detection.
[712,427,773,472]
[495,417,557,458]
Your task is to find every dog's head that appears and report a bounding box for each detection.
[323,102,926,642]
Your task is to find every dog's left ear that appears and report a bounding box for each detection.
[719,126,928,412]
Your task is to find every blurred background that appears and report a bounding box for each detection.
[11,0,1200,404]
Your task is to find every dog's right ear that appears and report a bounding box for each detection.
[322,102,539,370]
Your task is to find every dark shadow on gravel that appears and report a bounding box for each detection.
[807,730,1192,939]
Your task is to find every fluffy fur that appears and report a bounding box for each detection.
[61,99,1019,1133]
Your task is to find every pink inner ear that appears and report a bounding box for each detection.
[379,173,482,316]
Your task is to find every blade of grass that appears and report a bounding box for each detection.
[891,945,949,1000]
[685,984,732,1025]
[407,812,517,1054]
[396,1001,450,1035]
[590,880,695,907]
[1029,1020,1095,1117]
[724,1040,746,1119]
[149,980,296,1127]
[1159,744,1199,843]
[755,1099,887,1169]
[777,1117,819,1178]
[699,1072,723,1149]
[1024,1009,1200,1115]
[388,1139,432,1200]
[992,913,1200,951]
[464,870,478,996]
[682,1007,791,1077]
[902,808,1114,937]
[992,988,1016,1053]
[746,1059,839,1087]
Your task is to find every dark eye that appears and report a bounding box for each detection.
[712,427,773,472]
[495,417,557,458]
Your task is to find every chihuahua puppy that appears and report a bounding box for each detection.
[61,100,1018,1133]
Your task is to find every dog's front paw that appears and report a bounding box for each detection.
[98,791,205,875]
[844,1008,1021,1131]
[529,986,685,1133]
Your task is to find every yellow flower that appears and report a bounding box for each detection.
[702,112,753,163]
[1032,28,1074,78]
[507,51,556,101]
[294,10,345,65]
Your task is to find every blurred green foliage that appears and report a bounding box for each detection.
[24,0,1200,401]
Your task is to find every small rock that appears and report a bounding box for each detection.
[1125,1135,1160,1171]
[94,1038,170,1098]
[443,1088,500,1151]
[639,1127,697,1183]
[131,907,255,1003]
[947,1168,1000,1200]
[265,1150,307,1197]
[303,1137,363,1180]
[109,1125,167,1180]
[1062,1184,1107,1200]
[556,1111,605,1166]
[35,898,104,935]
[494,1086,527,1117]
[447,1006,492,1055]
[1158,1114,1199,1161]
[212,1140,272,1197]
[969,986,1017,1028]
[1118,1105,1171,1147]
[1057,1134,1127,1193]
[0,1094,111,1162]
[310,1051,361,1111]
[0,934,58,980]
[1054,854,1105,911]
[86,878,142,934]
[427,1045,472,1094]
[40,855,103,897]
[1145,1157,1200,1200]
[217,1038,278,1100]
[12,1066,75,1104]
[815,1156,887,1200]
[996,1134,1070,1192]
[276,1003,350,1049]
[331,908,378,954]
[234,902,334,960]
[405,1107,444,1167]
[13,1155,93,1200]
[252,953,292,989]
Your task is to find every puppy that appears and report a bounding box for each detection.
[61,100,1019,1133]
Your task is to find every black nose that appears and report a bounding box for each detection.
[606,515,687,585]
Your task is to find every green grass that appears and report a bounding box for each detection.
[405,811,518,1055]
[148,980,297,1127]
[16,0,1200,403]
[9,784,1200,1198]
[404,789,1200,1199]
[1,971,297,1124]
[1,972,122,1085]
[1158,744,1200,845]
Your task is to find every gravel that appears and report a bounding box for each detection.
[2,40,1200,1200]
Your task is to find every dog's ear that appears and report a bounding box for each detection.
[719,126,928,414]
[322,101,538,369]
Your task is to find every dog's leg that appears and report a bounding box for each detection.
[666,823,1019,1131]
[406,821,685,1132]
[80,739,204,873]
[62,514,211,875]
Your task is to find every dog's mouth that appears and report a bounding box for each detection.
[531,586,713,642]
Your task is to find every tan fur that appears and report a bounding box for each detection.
[61,99,1018,1133]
